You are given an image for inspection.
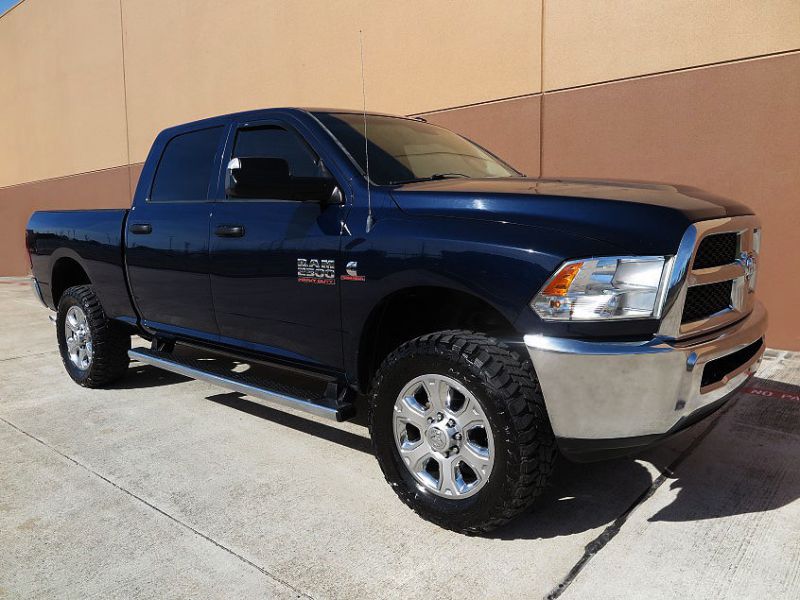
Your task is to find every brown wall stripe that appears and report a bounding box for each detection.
[2,51,797,349]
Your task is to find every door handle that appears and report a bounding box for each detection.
[130,223,152,235]
[215,225,245,238]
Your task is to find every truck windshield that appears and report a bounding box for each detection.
[313,112,520,185]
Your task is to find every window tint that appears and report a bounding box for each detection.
[233,126,320,178]
[150,126,223,202]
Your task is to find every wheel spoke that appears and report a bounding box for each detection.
[463,444,492,477]
[438,458,457,496]
[395,396,429,430]
[423,377,449,412]
[66,337,80,352]
[398,440,431,469]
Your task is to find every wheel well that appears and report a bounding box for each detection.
[51,258,90,306]
[358,287,520,392]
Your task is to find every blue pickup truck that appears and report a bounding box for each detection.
[26,108,767,533]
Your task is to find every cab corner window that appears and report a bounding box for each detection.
[150,126,223,202]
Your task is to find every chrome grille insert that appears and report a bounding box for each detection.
[658,215,760,339]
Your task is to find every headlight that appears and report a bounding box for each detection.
[531,256,669,321]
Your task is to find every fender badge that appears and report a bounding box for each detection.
[340,260,366,282]
[297,258,336,285]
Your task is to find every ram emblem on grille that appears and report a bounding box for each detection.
[738,251,757,283]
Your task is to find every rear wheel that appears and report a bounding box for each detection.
[56,285,130,387]
[369,330,557,534]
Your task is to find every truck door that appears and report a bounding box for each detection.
[209,120,345,369]
[125,125,224,340]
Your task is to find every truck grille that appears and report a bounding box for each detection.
[682,280,733,323]
[692,232,738,269]
[661,216,760,339]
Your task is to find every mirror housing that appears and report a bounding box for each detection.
[226,157,335,202]
[226,157,290,198]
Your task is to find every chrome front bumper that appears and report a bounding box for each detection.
[525,301,767,460]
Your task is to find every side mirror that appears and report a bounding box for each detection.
[326,185,344,206]
[226,157,337,203]
[226,157,291,199]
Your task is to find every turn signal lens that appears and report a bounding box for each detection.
[541,262,583,296]
[532,256,669,321]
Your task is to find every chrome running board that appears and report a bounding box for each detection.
[129,348,353,422]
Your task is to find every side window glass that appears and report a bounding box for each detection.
[150,126,223,202]
[232,126,321,180]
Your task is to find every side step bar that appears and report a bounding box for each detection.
[129,348,354,422]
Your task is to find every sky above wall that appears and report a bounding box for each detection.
[0,0,21,18]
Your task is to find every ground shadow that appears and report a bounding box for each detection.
[493,376,800,540]
[206,390,372,455]
[490,456,656,541]
[110,363,191,389]
[647,377,800,524]
[117,344,800,542]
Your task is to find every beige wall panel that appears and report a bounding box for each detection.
[541,53,800,350]
[121,0,542,162]
[0,0,128,187]
[0,166,134,276]
[421,96,541,177]
[544,0,800,90]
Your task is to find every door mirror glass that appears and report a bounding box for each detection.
[226,156,334,202]
[226,157,290,198]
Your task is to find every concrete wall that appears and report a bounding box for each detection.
[1,0,798,348]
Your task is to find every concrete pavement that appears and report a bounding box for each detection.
[1,278,798,599]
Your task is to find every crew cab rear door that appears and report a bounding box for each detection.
[208,118,346,369]
[125,125,224,340]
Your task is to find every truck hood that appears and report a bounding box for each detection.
[390,177,753,255]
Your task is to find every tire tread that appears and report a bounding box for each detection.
[58,285,130,388]
[369,329,557,534]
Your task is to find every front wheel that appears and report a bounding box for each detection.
[56,285,131,388]
[369,330,556,534]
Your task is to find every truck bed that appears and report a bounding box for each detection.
[26,209,136,321]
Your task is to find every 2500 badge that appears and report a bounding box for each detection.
[297,258,335,285]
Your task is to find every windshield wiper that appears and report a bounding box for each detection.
[388,173,471,185]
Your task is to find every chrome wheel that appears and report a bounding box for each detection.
[64,305,93,370]
[393,374,494,499]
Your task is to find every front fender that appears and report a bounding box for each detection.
[339,212,622,380]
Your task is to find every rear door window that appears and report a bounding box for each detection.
[150,126,223,202]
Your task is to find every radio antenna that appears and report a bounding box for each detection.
[360,30,375,233]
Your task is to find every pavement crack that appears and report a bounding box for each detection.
[0,350,58,362]
[544,399,738,600]
[0,415,314,600]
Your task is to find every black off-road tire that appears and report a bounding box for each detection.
[56,285,131,388]
[369,330,557,534]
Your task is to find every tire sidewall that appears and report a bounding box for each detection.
[56,290,93,385]
[371,351,520,528]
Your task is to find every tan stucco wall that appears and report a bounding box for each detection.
[543,0,800,90]
[121,0,543,163]
[0,0,128,188]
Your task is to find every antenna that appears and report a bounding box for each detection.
[360,30,375,233]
